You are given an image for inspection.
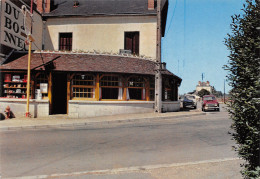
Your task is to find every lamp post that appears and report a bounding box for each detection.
[21,4,34,117]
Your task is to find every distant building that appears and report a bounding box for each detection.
[196,81,212,93]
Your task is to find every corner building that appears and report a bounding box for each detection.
[0,0,182,118]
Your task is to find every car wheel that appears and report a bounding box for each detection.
[194,106,197,109]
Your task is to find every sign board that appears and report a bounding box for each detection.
[40,83,48,93]
[0,0,27,50]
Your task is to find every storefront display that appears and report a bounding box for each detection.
[2,74,28,98]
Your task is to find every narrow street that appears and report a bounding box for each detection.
[0,108,241,178]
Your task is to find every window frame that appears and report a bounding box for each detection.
[71,74,95,100]
[59,32,73,51]
[100,75,122,100]
[35,72,49,99]
[127,76,146,101]
[124,31,140,55]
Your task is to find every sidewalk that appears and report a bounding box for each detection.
[0,110,205,130]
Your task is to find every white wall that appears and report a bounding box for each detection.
[45,16,157,60]
[69,101,154,118]
[0,99,49,118]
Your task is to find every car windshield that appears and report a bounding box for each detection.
[204,96,216,101]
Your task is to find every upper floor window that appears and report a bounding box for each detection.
[124,32,139,55]
[59,33,72,51]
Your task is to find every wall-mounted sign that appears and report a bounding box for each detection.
[40,83,48,93]
[0,0,27,50]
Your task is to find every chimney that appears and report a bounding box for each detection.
[148,0,154,10]
[37,0,43,13]
[36,0,52,14]
[45,0,51,13]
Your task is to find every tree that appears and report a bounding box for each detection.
[197,89,210,97]
[224,0,260,178]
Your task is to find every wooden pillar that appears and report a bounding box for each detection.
[67,73,71,114]
[145,79,150,101]
[95,74,100,101]
[31,74,35,99]
[48,72,52,114]
[123,77,127,101]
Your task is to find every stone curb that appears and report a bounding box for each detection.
[0,112,206,131]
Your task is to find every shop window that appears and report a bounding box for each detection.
[127,76,145,100]
[72,74,95,99]
[164,78,173,101]
[100,75,122,100]
[35,73,48,99]
[149,78,155,101]
[59,33,72,51]
[1,73,31,99]
[125,32,139,55]
[164,89,172,101]
[101,88,118,99]
[100,75,123,100]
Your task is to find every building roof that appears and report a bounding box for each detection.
[0,52,181,81]
[43,0,167,17]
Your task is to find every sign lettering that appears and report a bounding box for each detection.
[0,0,27,50]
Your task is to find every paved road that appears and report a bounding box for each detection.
[1,109,239,178]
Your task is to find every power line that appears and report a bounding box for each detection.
[165,0,178,36]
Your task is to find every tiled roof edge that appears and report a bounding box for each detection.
[33,51,156,61]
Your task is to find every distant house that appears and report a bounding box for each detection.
[0,0,182,118]
[196,81,213,93]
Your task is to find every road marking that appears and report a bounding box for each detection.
[6,157,240,179]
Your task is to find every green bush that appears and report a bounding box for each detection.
[224,0,260,178]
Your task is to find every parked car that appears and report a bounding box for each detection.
[183,95,197,109]
[202,95,220,112]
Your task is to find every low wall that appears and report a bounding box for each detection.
[162,101,180,112]
[69,100,154,118]
[0,99,49,118]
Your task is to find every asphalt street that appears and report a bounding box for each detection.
[0,108,240,178]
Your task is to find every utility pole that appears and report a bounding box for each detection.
[155,0,162,113]
[202,73,204,82]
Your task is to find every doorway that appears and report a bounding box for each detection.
[52,73,67,114]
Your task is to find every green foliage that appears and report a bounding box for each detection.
[224,0,260,178]
[212,86,223,97]
[198,89,210,97]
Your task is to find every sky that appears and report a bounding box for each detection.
[162,0,245,94]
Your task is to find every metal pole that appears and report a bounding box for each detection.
[224,79,225,104]
[26,41,32,117]
[155,0,162,113]
[25,0,33,117]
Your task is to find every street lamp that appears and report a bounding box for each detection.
[21,5,34,117]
